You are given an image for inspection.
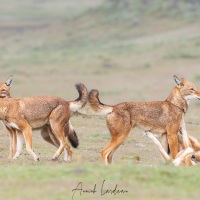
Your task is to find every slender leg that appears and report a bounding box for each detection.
[101,139,116,165]
[6,126,14,159]
[12,130,17,156]
[48,127,60,147]
[145,131,171,162]
[41,124,70,160]
[22,125,39,161]
[167,127,179,159]
[64,149,70,162]
[49,106,72,161]
[41,125,58,147]
[13,131,24,159]
[160,133,169,153]
[179,117,190,148]
[102,113,132,165]
[50,130,71,161]
[49,124,71,161]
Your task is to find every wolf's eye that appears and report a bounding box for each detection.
[190,88,194,91]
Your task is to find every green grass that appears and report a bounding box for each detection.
[1,164,200,200]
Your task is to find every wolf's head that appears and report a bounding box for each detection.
[0,75,13,98]
[174,75,200,102]
[191,152,200,164]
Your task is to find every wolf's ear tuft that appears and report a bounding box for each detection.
[5,75,13,86]
[173,75,181,86]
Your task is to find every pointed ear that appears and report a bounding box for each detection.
[173,75,181,86]
[5,75,13,86]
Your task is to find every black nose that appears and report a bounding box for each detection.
[191,155,195,159]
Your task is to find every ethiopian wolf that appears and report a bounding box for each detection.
[89,76,200,164]
[0,77,87,161]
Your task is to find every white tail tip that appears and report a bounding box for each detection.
[70,102,82,111]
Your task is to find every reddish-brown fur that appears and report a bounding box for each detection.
[0,76,12,98]
[146,131,200,166]
[0,76,18,158]
[89,76,200,164]
[177,135,200,166]
[0,77,88,161]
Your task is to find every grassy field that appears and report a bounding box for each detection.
[0,0,200,199]
[1,163,200,200]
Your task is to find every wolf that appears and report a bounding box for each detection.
[0,76,87,161]
[88,76,200,164]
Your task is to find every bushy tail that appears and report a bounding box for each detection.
[88,89,113,115]
[69,83,88,112]
[66,123,79,148]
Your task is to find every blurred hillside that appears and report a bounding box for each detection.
[0,0,199,106]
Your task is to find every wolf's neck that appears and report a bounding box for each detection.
[166,86,188,113]
[0,104,8,120]
[0,94,11,119]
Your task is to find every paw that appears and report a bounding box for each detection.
[13,156,19,160]
[142,131,148,136]
[35,157,40,162]
[64,156,72,162]
[172,158,181,166]
[52,157,58,161]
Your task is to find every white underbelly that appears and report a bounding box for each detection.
[6,122,20,130]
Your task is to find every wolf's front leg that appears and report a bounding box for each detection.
[179,117,190,148]
[167,126,179,159]
[13,131,24,159]
[7,127,16,159]
[22,126,39,161]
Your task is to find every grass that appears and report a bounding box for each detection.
[0,115,200,199]
[1,164,200,200]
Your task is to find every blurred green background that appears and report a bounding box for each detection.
[1,0,200,103]
[0,0,200,200]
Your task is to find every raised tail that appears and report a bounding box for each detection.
[66,122,79,148]
[69,83,88,112]
[88,89,113,115]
